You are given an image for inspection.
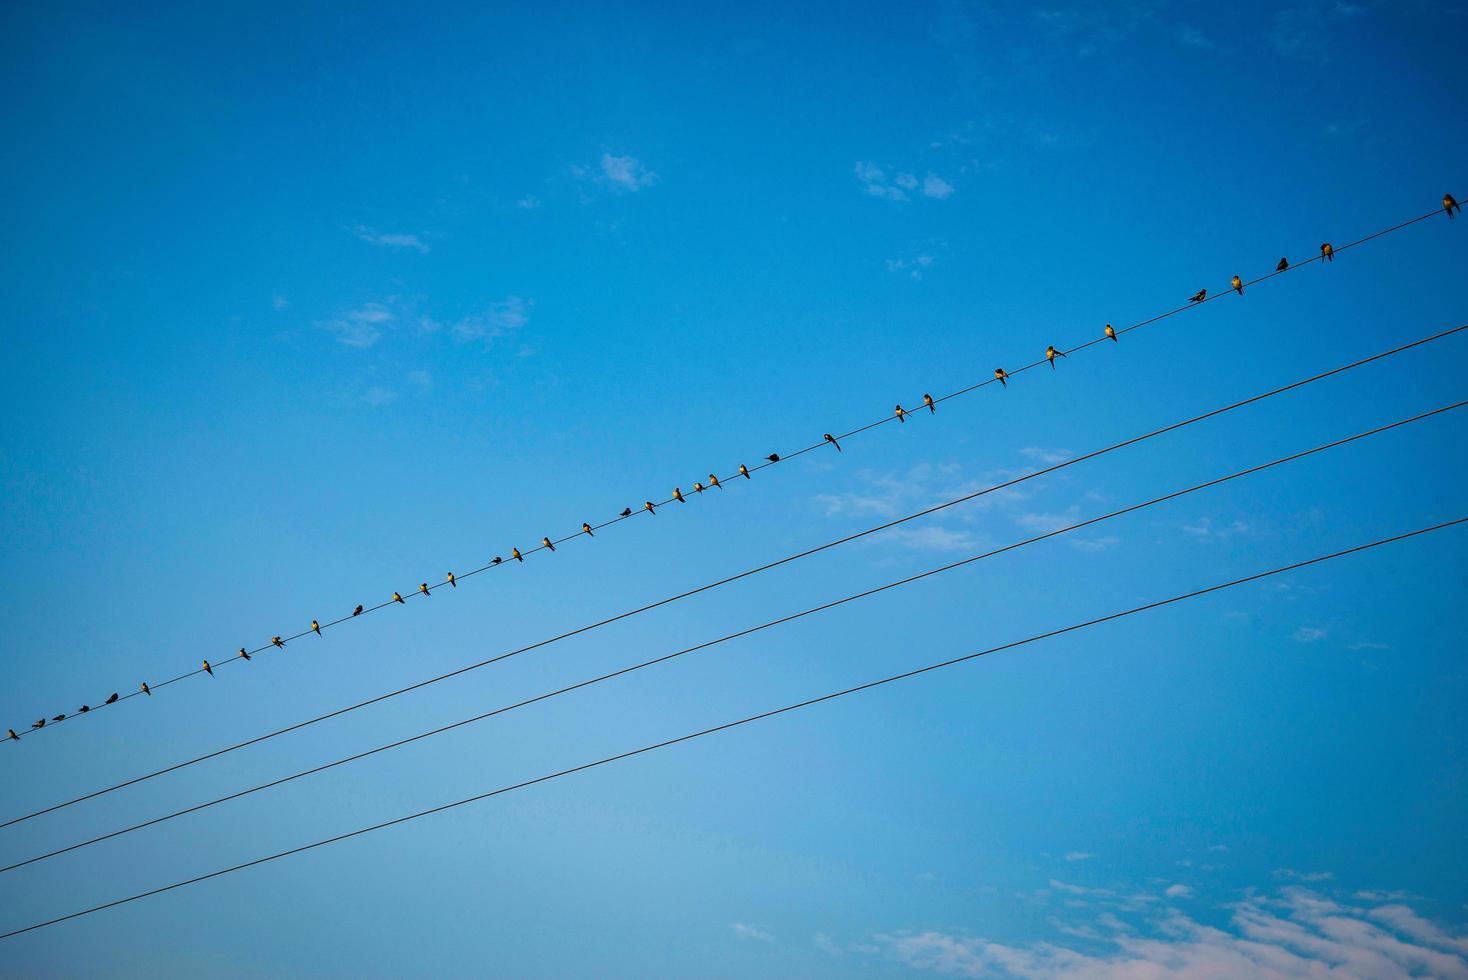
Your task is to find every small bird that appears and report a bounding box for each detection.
[708,473,722,489]
[1445,193,1460,217]
[693,482,704,494]
[31,719,44,730]
[1276,257,1289,272]
[7,729,17,741]
[894,404,906,423]
[141,681,152,696]
[447,572,456,588]
[825,433,841,452]
[512,547,524,561]
[924,393,935,414]
[311,619,321,634]
[739,464,751,479]
[1320,242,1334,262]
[492,556,503,565]
[272,636,285,648]
[420,582,431,596]
[353,604,364,616]
[1105,323,1117,342]
[766,453,780,463]
[644,501,656,516]
[1046,345,1065,369]
[203,660,213,677]
[619,508,632,518]
[78,705,89,713]
[673,487,686,503]
[542,537,555,551]
[1231,275,1243,295]
[239,648,251,661]
[582,523,594,536]
[393,592,405,604]
[1189,288,1207,303]
[994,368,1009,387]
[105,693,119,704]
[52,714,65,722]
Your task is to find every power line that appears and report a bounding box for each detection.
[3,321,1462,829]
[2,517,1461,941]
[9,198,1457,741]
[4,398,1460,875]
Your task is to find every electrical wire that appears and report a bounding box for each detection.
[3,320,1462,829]
[1,517,1461,941]
[7,198,1457,741]
[3,397,1460,875]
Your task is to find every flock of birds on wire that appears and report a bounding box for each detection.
[5,193,1461,744]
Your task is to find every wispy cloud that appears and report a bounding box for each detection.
[855,162,955,202]
[923,174,955,199]
[352,225,430,254]
[452,296,531,345]
[1270,1,1367,63]
[1292,626,1328,643]
[1177,25,1215,48]
[320,302,395,348]
[575,153,658,193]
[1064,852,1095,862]
[1020,447,1071,465]
[730,922,774,943]
[1179,516,1250,541]
[886,254,936,280]
[1164,883,1194,899]
[272,294,290,311]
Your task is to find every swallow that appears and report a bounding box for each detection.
[693,482,705,494]
[994,368,1009,387]
[1046,345,1065,368]
[512,547,524,561]
[825,433,841,452]
[924,393,935,414]
[312,619,322,634]
[6,729,17,741]
[1276,257,1289,272]
[420,582,431,596]
[582,523,594,536]
[1445,193,1460,217]
[1189,288,1207,303]
[1105,323,1117,342]
[393,592,405,604]
[353,604,364,615]
[52,714,65,722]
[644,502,656,516]
[203,660,214,677]
[895,404,906,423]
[673,487,686,503]
[708,473,722,489]
[492,556,503,565]
[739,464,750,479]
[1320,242,1333,262]
[542,537,555,551]
[272,636,285,648]
[620,508,632,517]
[31,719,44,730]
[78,705,89,713]
[141,681,152,696]
[239,648,251,661]
[447,572,456,588]
[105,693,119,704]
[1231,275,1243,295]
[766,453,780,463]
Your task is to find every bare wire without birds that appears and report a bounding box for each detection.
[2,320,1463,830]
[1,517,1462,941]
[6,198,1457,741]
[4,397,1461,875]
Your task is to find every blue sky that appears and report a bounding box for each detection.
[2,0,1467,975]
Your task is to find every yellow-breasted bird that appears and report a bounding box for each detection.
[924,393,935,414]
[420,582,431,596]
[1277,257,1289,272]
[141,681,152,696]
[708,473,722,489]
[272,636,285,647]
[644,501,657,515]
[1444,193,1459,218]
[739,464,750,479]
[1231,275,1243,295]
[1320,242,1333,262]
[693,482,704,494]
[825,433,841,452]
[105,693,119,704]
[447,572,456,588]
[895,404,906,423]
[1105,323,1117,342]
[673,487,686,503]
[1046,345,1065,369]
[766,453,780,463]
[203,660,213,677]
[312,619,321,634]
[239,648,251,661]
[512,547,524,561]
[1189,288,1207,303]
[582,523,594,536]
[393,592,405,604]
[994,368,1009,387]
[353,604,364,616]
[542,537,555,551]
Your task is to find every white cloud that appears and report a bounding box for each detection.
[730,922,774,943]
[599,153,657,192]
[453,296,531,345]
[1180,516,1250,541]
[320,302,394,348]
[1069,536,1120,553]
[1274,868,1334,881]
[1064,852,1095,862]
[1292,626,1327,643]
[1020,447,1071,465]
[406,369,433,389]
[855,161,909,201]
[923,173,955,199]
[352,225,430,253]
[1164,884,1194,899]
[516,195,541,209]
[272,294,290,311]
[362,385,398,406]
[886,254,936,280]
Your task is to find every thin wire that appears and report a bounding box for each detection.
[9,200,1456,740]
[3,321,1462,830]
[5,398,1460,875]
[2,517,1461,941]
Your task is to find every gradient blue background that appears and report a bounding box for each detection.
[2,2,1466,975]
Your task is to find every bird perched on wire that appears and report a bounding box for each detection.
[105,693,119,704]
[239,648,251,661]
[31,719,44,730]
[7,729,17,741]
[825,433,841,451]
[419,582,431,596]
[994,368,1009,387]
[392,592,405,604]
[1105,324,1117,342]
[272,636,285,648]
[1046,345,1065,369]
[766,453,780,463]
[1232,275,1243,295]
[924,393,936,414]
[693,482,705,494]
[78,705,90,713]
[1445,193,1460,217]
[1276,257,1289,272]
[1189,288,1207,303]
[542,537,555,551]
[739,464,750,479]
[52,714,65,722]
[582,523,594,536]
[447,572,456,588]
[141,681,152,696]
[644,501,657,516]
[673,487,686,503]
[708,473,722,489]
[203,660,214,677]
[894,404,907,423]
[311,620,321,635]
[353,604,364,616]
[512,547,524,561]
[619,507,632,518]
[1320,242,1334,262]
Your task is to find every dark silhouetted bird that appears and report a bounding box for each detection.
[141,681,152,696]
[447,572,456,588]
[1046,345,1065,369]
[203,660,213,677]
[1189,288,1207,303]
[1232,276,1243,295]
[419,582,431,596]
[492,556,503,565]
[825,433,841,451]
[311,619,321,635]
[894,404,906,423]
[708,473,722,489]
[52,714,65,722]
[1277,257,1289,272]
[393,592,405,604]
[582,523,594,536]
[673,487,686,503]
[620,508,632,517]
[1320,242,1334,261]
[239,648,251,661]
[542,537,555,550]
[105,693,119,704]
[739,464,751,479]
[1105,324,1117,342]
[766,453,780,463]
[272,636,285,648]
[353,604,364,615]
[644,501,657,516]
[7,729,17,741]
[1445,193,1460,218]
[994,368,1009,387]
[78,705,89,713]
[31,719,43,730]
[512,547,524,561]
[924,393,935,413]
